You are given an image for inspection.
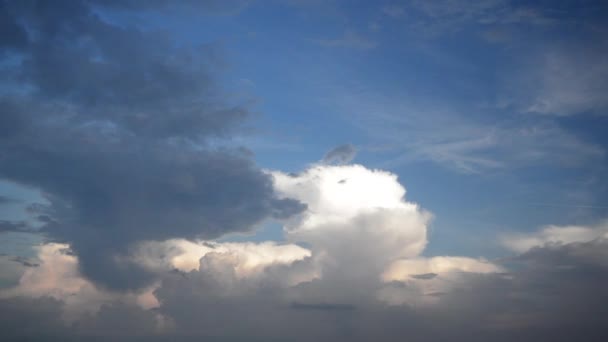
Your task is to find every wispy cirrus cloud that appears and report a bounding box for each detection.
[520,44,608,116]
[322,86,603,173]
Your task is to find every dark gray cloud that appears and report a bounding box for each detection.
[409,272,437,280]
[0,1,28,51]
[97,0,251,14]
[0,297,164,341]
[0,220,29,233]
[118,239,605,341]
[10,255,39,267]
[322,144,356,165]
[0,0,303,290]
[0,195,16,204]
[0,296,66,339]
[290,302,356,311]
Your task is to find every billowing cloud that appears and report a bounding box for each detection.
[272,164,431,278]
[4,237,608,341]
[2,162,608,341]
[0,243,162,323]
[133,239,312,285]
[0,0,303,290]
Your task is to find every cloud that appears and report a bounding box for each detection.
[501,220,608,253]
[0,220,29,233]
[4,237,608,341]
[524,45,608,116]
[0,0,303,290]
[0,239,312,323]
[383,256,501,282]
[273,164,431,271]
[409,272,437,280]
[2,161,608,340]
[379,256,502,306]
[96,0,251,14]
[326,87,603,173]
[133,239,312,285]
[2,1,607,341]
[321,144,357,165]
[0,195,16,204]
[290,301,356,311]
[400,0,557,37]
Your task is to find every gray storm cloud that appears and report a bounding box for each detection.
[0,0,303,290]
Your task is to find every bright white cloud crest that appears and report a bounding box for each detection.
[272,164,431,271]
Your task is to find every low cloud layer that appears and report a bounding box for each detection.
[6,163,606,341]
[502,220,608,253]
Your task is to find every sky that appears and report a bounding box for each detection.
[0,0,607,341]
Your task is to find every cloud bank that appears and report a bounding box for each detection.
[6,163,601,341]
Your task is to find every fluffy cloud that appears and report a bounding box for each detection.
[0,238,311,330]
[272,163,499,305]
[5,238,608,341]
[133,239,313,286]
[272,164,431,279]
[0,163,498,331]
[0,243,162,323]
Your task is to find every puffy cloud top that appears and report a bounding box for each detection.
[272,164,431,279]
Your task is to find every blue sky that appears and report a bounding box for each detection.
[93,0,608,256]
[1,1,608,340]
[2,0,608,257]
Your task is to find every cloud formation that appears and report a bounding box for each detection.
[3,163,559,341]
[0,0,303,290]
[502,220,608,253]
[273,164,431,278]
[2,1,608,341]
[3,219,608,341]
[524,44,608,116]
[322,144,357,165]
